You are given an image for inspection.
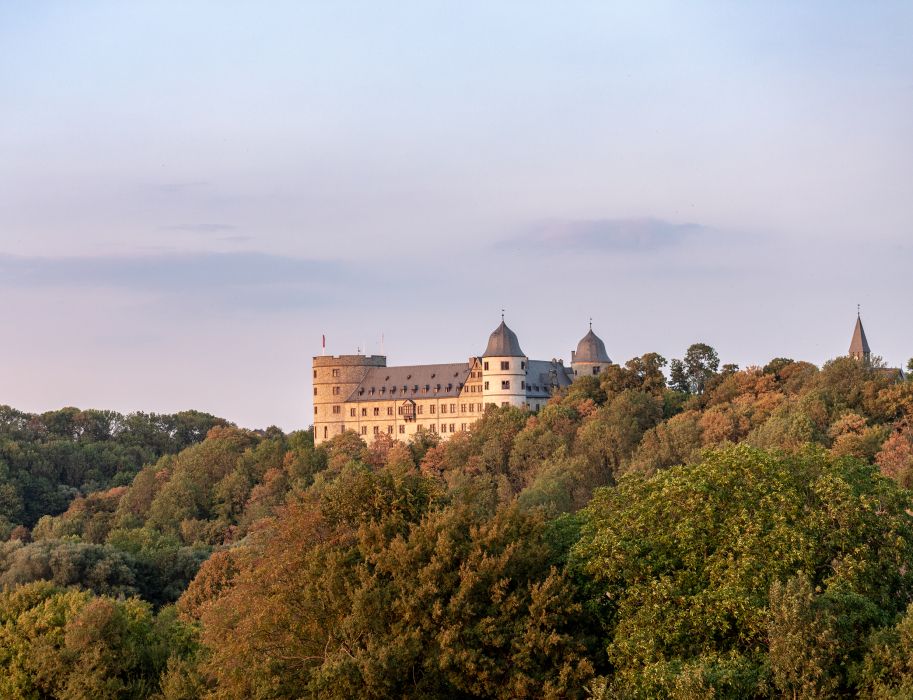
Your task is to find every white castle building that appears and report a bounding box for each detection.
[311,320,611,445]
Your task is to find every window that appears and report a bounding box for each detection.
[460,423,466,431]
[350,408,356,417]
[440,424,447,433]
[460,404,466,412]
[313,370,317,379]
[593,367,600,375]
[469,404,475,413]
[332,405,341,414]
[501,361,510,370]
[387,407,393,416]
[430,424,437,433]
[323,426,328,439]
[502,401,509,407]
[361,426,368,435]
[332,386,341,395]
[449,403,456,413]
[520,381,525,390]
[361,408,367,416]
[387,425,393,434]
[521,361,526,370]
[501,380,510,390]
[314,406,317,415]
[484,381,489,390]
[373,426,379,435]
[450,424,455,433]
[441,404,447,414]
[399,425,405,434]
[398,406,403,415]
[417,405,424,415]
[313,387,317,396]
[373,407,380,416]
[430,405,436,414]
[483,362,489,370]
[332,369,340,377]
[477,403,483,411]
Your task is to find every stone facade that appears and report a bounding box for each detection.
[312,321,608,445]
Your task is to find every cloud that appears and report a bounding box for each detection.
[497,217,709,253]
[0,251,343,294]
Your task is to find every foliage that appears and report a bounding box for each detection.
[572,445,913,697]
[0,346,912,697]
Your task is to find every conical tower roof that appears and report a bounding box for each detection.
[849,314,871,359]
[483,321,525,357]
[574,328,611,364]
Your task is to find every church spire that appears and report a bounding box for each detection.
[849,309,871,361]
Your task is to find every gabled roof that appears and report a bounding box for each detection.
[849,315,871,358]
[526,359,573,398]
[574,328,611,364]
[346,363,472,402]
[483,321,525,357]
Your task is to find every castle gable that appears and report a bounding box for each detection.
[526,359,573,398]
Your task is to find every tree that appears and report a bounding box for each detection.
[668,358,690,394]
[189,465,598,698]
[572,445,913,697]
[683,342,720,394]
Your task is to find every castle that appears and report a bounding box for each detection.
[312,312,888,445]
[312,319,611,445]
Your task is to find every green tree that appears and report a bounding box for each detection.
[573,445,913,697]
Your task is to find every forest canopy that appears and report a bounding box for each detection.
[2,349,913,698]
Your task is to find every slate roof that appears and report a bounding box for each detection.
[849,315,871,357]
[483,321,525,357]
[574,328,611,363]
[526,359,573,398]
[346,363,472,402]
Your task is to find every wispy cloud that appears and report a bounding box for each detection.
[497,217,709,253]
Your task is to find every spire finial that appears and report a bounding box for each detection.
[857,304,861,318]
[501,308,505,322]
[589,317,592,331]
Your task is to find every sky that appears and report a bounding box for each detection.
[1,1,911,430]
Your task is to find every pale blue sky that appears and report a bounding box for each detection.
[1,2,911,429]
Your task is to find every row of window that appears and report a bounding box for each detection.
[319,402,546,440]
[482,361,526,371]
[358,423,469,436]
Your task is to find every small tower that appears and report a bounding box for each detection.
[481,317,528,409]
[571,321,612,377]
[313,353,386,444]
[849,309,871,361]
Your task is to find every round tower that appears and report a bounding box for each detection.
[481,320,528,409]
[571,323,611,377]
[313,354,386,444]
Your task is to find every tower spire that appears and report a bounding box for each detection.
[849,309,871,361]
